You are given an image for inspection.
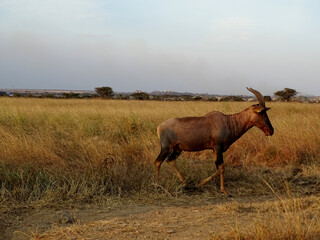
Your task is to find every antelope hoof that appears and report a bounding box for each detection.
[221,191,232,198]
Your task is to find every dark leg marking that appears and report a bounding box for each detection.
[167,147,182,162]
[154,147,170,184]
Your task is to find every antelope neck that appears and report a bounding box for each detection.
[227,108,254,139]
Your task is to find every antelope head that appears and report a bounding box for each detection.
[247,87,274,136]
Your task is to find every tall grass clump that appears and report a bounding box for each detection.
[223,193,320,239]
[0,98,320,206]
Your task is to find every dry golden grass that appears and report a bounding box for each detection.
[1,98,320,239]
[215,196,320,240]
[0,98,319,206]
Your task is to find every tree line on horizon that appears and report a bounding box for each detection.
[94,86,298,102]
[0,87,299,102]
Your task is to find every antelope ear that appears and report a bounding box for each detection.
[253,106,266,113]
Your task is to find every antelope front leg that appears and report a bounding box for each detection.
[197,147,230,197]
[218,163,229,196]
[215,148,229,196]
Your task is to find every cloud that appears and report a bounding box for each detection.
[0,0,98,18]
[214,17,257,41]
[216,17,257,29]
[0,0,103,35]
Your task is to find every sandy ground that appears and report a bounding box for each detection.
[1,195,283,240]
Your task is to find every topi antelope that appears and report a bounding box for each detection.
[154,87,274,196]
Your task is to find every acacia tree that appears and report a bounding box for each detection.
[274,88,297,102]
[95,86,114,98]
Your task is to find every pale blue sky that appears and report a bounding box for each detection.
[0,0,319,95]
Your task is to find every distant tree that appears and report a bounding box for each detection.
[274,88,297,102]
[82,94,96,99]
[152,95,162,101]
[95,86,114,98]
[42,93,54,98]
[13,92,22,97]
[193,96,202,101]
[117,94,129,100]
[206,97,218,102]
[180,95,193,101]
[0,91,8,97]
[264,96,272,102]
[131,92,150,100]
[63,92,80,98]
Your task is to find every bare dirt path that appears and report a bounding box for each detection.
[2,195,278,240]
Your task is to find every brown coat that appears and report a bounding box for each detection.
[157,105,273,153]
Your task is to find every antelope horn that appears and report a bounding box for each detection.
[246,87,265,108]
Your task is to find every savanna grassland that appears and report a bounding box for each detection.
[0,98,319,239]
